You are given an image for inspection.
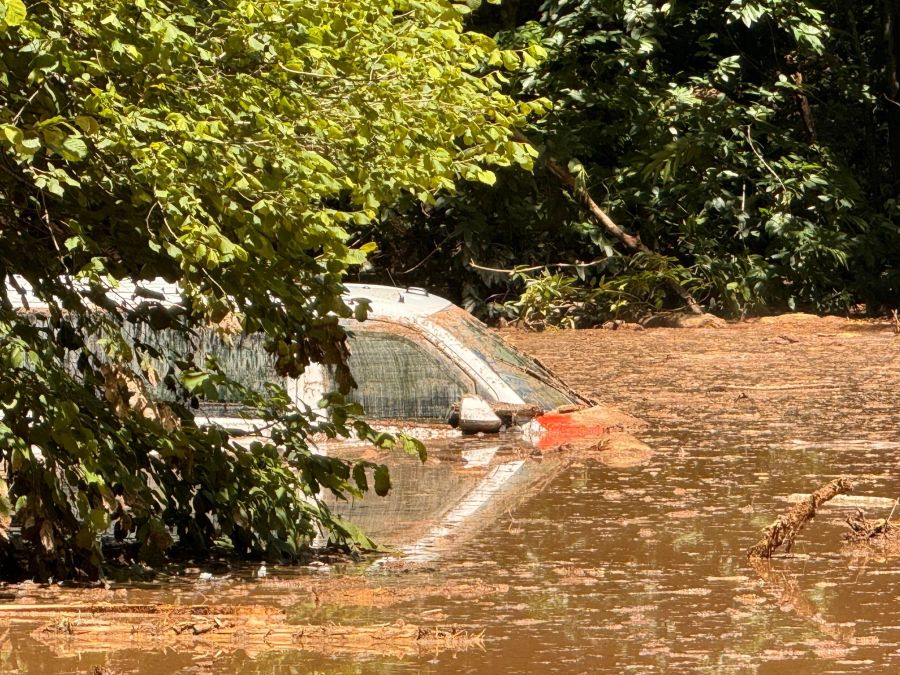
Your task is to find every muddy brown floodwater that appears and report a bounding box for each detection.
[2,314,900,674]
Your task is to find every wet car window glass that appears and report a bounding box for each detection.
[201,331,288,406]
[33,317,286,409]
[332,330,474,421]
[128,325,285,410]
[431,307,577,410]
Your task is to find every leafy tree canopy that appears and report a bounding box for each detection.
[0,0,537,578]
[365,0,900,324]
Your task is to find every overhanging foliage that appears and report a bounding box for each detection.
[0,0,537,579]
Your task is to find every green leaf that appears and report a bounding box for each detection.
[18,136,41,154]
[352,462,368,492]
[331,515,378,550]
[501,50,519,71]
[1,125,22,145]
[353,300,369,322]
[59,136,88,161]
[476,169,497,185]
[373,464,391,497]
[46,178,65,196]
[74,116,100,135]
[182,370,209,392]
[3,0,26,27]
[89,508,109,531]
[400,434,427,463]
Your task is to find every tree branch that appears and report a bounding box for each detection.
[468,259,607,275]
[512,130,703,314]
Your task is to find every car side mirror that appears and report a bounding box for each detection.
[457,394,503,434]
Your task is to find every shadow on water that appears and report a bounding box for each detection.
[3,316,900,673]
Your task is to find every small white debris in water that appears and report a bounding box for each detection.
[256,564,267,578]
[198,572,214,582]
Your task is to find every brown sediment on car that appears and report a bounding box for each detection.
[529,404,650,461]
[529,432,653,467]
[571,405,648,431]
[0,603,483,658]
[537,405,648,434]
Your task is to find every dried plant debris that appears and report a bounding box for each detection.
[2,577,508,611]
[843,502,900,555]
[748,477,853,558]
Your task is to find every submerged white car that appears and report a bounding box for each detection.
[9,279,645,560]
[189,281,618,450]
[301,284,586,431]
[8,278,623,449]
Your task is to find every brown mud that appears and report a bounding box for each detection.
[2,576,508,611]
[5,603,480,660]
[497,314,900,672]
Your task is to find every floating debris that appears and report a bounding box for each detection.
[785,494,897,509]
[843,500,900,556]
[748,477,853,558]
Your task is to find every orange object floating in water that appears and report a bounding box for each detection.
[532,413,609,450]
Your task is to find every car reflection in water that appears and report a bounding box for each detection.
[328,437,568,565]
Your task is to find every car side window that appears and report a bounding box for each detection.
[335,328,475,421]
[130,325,286,413]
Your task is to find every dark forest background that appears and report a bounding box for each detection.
[358,0,900,326]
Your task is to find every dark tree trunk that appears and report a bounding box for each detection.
[884,0,900,180]
[790,69,818,144]
[848,1,882,192]
[511,131,704,315]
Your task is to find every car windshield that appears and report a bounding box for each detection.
[338,328,474,421]
[430,307,581,411]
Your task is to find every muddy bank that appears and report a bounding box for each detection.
[1,575,509,611]
[0,575,497,669]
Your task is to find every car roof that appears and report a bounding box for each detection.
[5,277,453,319]
[5,277,184,309]
[344,284,452,320]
